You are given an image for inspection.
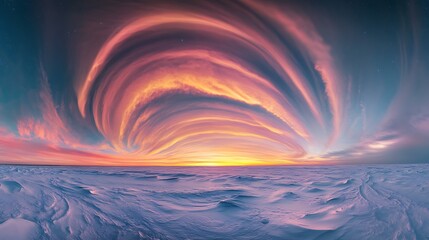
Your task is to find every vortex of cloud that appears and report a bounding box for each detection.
[72,3,343,165]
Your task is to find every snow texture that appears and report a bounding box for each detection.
[0,164,429,239]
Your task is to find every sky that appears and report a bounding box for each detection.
[0,0,429,166]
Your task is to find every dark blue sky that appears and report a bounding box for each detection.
[1,0,429,165]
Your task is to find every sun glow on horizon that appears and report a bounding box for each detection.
[1,0,427,166]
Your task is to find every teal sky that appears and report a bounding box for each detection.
[0,0,429,165]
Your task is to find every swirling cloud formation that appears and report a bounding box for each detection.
[1,0,428,165]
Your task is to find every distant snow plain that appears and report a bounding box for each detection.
[0,164,428,240]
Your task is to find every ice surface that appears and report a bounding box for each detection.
[0,164,429,239]
[0,218,40,240]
